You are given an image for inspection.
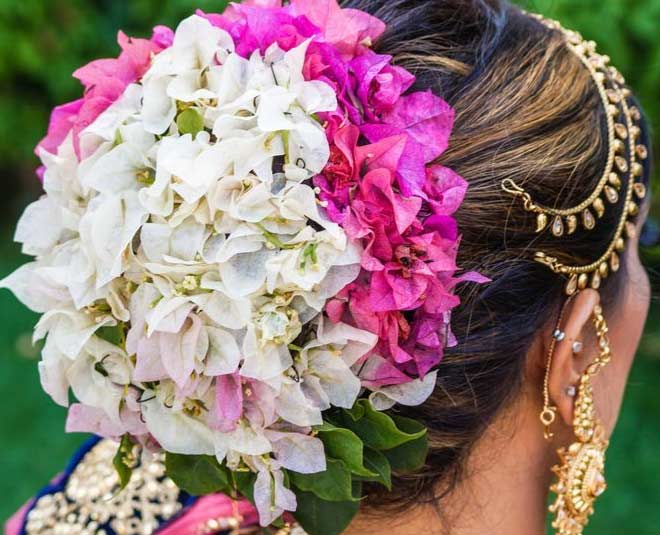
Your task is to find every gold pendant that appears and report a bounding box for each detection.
[548,375,609,535]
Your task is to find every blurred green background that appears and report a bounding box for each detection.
[0,0,658,533]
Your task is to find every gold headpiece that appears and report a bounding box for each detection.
[502,16,648,296]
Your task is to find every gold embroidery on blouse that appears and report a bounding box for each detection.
[24,440,182,535]
[24,439,309,535]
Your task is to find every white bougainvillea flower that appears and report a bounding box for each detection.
[369,370,440,411]
[33,309,115,406]
[252,462,297,528]
[78,84,144,159]
[78,191,148,288]
[141,15,235,134]
[0,261,70,313]
[67,337,133,423]
[82,122,157,195]
[142,396,217,456]
[14,196,65,257]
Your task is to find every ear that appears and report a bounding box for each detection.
[548,289,601,427]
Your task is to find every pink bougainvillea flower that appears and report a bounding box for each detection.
[357,354,412,389]
[36,99,84,156]
[361,122,425,198]
[350,167,421,238]
[351,53,415,120]
[213,373,244,432]
[397,311,452,377]
[66,400,147,439]
[423,214,459,249]
[291,0,386,60]
[74,30,171,92]
[369,251,435,312]
[36,27,172,162]
[151,25,175,48]
[361,91,455,197]
[198,4,318,57]
[304,40,362,131]
[316,145,354,221]
[342,167,422,276]
[316,125,411,225]
[341,279,421,370]
[242,380,278,429]
[424,165,469,216]
[382,91,454,162]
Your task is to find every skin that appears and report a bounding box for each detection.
[345,206,651,535]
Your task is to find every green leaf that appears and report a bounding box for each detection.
[233,470,257,504]
[165,454,231,495]
[290,459,356,502]
[97,324,124,346]
[360,447,392,490]
[340,400,426,451]
[316,423,375,478]
[293,489,361,535]
[342,402,366,421]
[383,415,429,472]
[113,434,137,490]
[176,108,204,136]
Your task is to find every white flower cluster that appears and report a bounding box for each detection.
[1,15,377,517]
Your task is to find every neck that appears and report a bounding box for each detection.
[344,393,554,535]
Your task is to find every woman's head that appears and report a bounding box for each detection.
[342,0,652,509]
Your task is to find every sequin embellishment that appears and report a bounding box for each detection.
[24,440,182,535]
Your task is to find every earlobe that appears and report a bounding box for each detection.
[547,289,601,428]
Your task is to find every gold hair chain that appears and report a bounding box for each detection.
[502,16,648,295]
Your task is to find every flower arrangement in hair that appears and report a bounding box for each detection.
[1,1,485,533]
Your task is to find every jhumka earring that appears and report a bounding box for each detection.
[541,304,612,535]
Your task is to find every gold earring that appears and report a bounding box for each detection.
[544,304,612,535]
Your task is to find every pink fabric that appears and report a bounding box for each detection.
[5,474,63,535]
[4,502,30,535]
[156,495,258,535]
[3,473,66,535]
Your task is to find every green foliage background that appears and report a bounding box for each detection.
[0,1,658,533]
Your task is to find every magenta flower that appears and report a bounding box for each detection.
[36,99,84,156]
[198,4,318,58]
[304,41,363,132]
[346,167,421,244]
[315,125,410,224]
[343,283,412,366]
[397,311,454,377]
[423,165,468,216]
[291,0,386,60]
[351,53,415,120]
[382,91,454,162]
[362,90,455,197]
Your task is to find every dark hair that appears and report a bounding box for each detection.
[341,0,652,510]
